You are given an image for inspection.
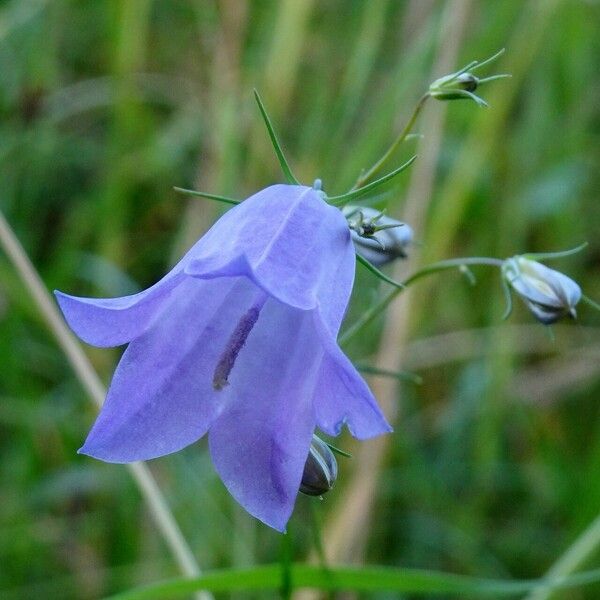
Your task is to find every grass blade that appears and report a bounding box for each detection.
[105,564,600,600]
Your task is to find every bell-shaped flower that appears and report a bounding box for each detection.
[502,256,581,324]
[55,184,391,531]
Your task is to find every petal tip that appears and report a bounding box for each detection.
[349,420,393,440]
[77,440,130,464]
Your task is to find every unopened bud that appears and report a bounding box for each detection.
[345,206,413,266]
[502,256,581,324]
[428,49,510,107]
[300,436,338,496]
[455,72,478,92]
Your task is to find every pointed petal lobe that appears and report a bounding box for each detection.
[313,323,392,439]
[208,298,321,531]
[79,277,264,462]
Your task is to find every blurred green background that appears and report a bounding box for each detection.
[1,0,599,598]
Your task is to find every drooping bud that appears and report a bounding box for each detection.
[344,206,413,267]
[502,256,582,324]
[454,72,478,92]
[428,49,510,107]
[300,435,338,497]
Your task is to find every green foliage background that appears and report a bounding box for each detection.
[0,0,599,598]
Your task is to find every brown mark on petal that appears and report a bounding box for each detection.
[213,303,263,390]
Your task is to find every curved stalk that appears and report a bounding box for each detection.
[0,209,213,600]
[353,93,429,190]
[341,256,503,345]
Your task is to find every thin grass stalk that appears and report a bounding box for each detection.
[308,0,473,576]
[525,514,600,600]
[0,209,213,600]
[422,0,562,264]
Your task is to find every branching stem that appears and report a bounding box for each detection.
[353,93,430,190]
[341,257,503,345]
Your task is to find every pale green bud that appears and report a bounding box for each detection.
[428,49,510,107]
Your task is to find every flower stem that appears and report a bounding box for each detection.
[309,502,335,600]
[280,523,293,600]
[353,93,430,190]
[340,256,503,345]
[0,209,213,600]
[582,294,600,312]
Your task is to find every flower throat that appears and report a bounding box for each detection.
[212,298,266,390]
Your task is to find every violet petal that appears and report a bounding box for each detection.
[185,185,353,313]
[79,277,264,461]
[208,297,321,531]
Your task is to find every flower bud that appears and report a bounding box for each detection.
[502,256,582,324]
[300,436,338,496]
[430,72,480,100]
[455,72,478,92]
[345,206,413,267]
[428,49,510,107]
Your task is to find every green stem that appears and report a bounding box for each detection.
[0,210,212,600]
[341,257,503,345]
[329,155,417,206]
[309,503,335,600]
[309,502,329,569]
[281,524,293,600]
[402,257,504,284]
[582,294,600,312]
[353,93,429,189]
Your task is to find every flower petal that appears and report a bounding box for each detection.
[54,277,182,348]
[313,321,392,439]
[54,234,214,347]
[511,258,581,309]
[79,277,265,462]
[208,297,321,531]
[185,184,354,316]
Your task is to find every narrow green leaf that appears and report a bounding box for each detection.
[173,187,241,206]
[104,564,600,600]
[329,155,417,206]
[501,276,513,321]
[459,89,489,107]
[356,254,405,290]
[253,89,299,185]
[325,443,352,458]
[471,47,506,73]
[356,364,423,385]
[521,242,588,261]
[478,73,512,84]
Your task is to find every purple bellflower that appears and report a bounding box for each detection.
[56,184,391,531]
